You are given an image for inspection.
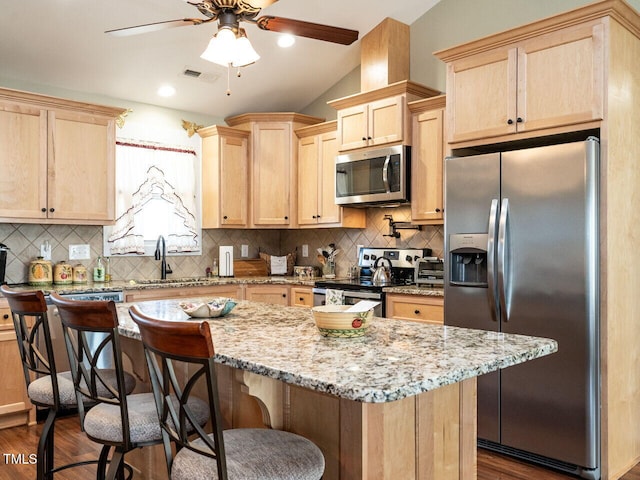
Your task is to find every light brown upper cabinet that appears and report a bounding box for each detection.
[199,125,250,228]
[328,81,440,152]
[408,95,446,225]
[226,113,323,228]
[295,121,366,229]
[0,88,122,224]
[438,21,604,146]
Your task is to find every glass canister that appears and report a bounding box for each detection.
[28,257,53,286]
[93,256,105,282]
[53,260,73,285]
[73,264,88,284]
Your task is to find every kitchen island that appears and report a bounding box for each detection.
[115,297,556,480]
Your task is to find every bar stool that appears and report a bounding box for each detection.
[50,292,209,480]
[0,286,134,480]
[129,305,325,480]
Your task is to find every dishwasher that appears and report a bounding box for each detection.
[44,290,124,372]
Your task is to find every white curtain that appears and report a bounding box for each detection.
[107,140,200,254]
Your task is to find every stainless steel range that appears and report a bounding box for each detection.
[313,247,431,317]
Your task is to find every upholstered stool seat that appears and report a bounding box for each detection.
[171,428,325,480]
[28,369,136,407]
[85,392,209,444]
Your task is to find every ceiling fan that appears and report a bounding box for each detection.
[106,0,359,46]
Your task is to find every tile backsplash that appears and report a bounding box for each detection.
[0,206,443,284]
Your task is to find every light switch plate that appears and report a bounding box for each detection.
[69,244,91,260]
[241,245,249,257]
[302,244,309,257]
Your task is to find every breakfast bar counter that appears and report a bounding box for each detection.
[116,298,557,480]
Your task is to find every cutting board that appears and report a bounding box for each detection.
[233,259,268,277]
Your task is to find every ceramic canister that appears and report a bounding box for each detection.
[73,264,88,284]
[53,260,73,285]
[28,257,53,285]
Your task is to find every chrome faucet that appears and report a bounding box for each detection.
[154,235,173,280]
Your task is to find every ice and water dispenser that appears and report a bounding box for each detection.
[448,234,488,287]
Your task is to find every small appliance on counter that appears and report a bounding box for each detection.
[414,257,444,287]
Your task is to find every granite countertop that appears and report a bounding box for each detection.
[116,297,557,403]
[383,285,444,297]
[3,276,317,295]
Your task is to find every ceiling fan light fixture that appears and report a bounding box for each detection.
[232,30,260,67]
[200,26,237,66]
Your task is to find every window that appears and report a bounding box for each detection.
[103,140,201,256]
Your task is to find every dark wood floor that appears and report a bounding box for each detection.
[2,415,640,479]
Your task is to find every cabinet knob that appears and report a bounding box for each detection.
[49,208,55,213]
[316,214,321,218]
[312,215,316,219]
[507,119,514,125]
[41,207,47,213]
[223,215,228,220]
[516,117,523,123]
[414,309,421,315]
[2,314,8,320]
[367,136,372,140]
[284,216,288,220]
[282,293,287,298]
[299,297,304,301]
[435,208,441,213]
[362,136,367,141]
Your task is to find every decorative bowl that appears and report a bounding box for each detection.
[179,298,237,318]
[311,305,373,338]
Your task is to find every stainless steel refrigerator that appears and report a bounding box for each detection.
[444,138,600,479]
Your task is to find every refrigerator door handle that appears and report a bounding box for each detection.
[497,198,510,321]
[487,199,500,322]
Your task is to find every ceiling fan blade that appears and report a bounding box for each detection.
[255,16,358,45]
[105,18,211,37]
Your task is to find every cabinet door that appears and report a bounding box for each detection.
[220,133,249,227]
[0,305,33,429]
[337,104,368,151]
[446,46,517,143]
[245,285,288,306]
[517,22,604,133]
[297,134,320,225]
[252,122,292,226]
[124,284,244,302]
[317,130,340,225]
[0,103,47,219]
[411,108,444,223]
[368,96,404,147]
[386,294,444,324]
[290,286,313,308]
[47,109,115,222]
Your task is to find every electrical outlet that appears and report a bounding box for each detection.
[241,245,249,257]
[302,244,309,257]
[69,244,91,260]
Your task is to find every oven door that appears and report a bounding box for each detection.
[313,288,384,317]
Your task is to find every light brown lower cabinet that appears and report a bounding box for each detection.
[386,294,444,324]
[244,284,289,306]
[0,300,35,429]
[124,284,244,303]
[290,286,313,308]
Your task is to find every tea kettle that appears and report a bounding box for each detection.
[372,256,392,285]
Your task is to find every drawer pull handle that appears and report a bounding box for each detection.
[414,309,421,315]
[2,314,8,320]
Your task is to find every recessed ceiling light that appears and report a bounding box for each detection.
[157,85,176,97]
[277,34,295,48]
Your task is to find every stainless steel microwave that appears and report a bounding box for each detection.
[335,145,410,207]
